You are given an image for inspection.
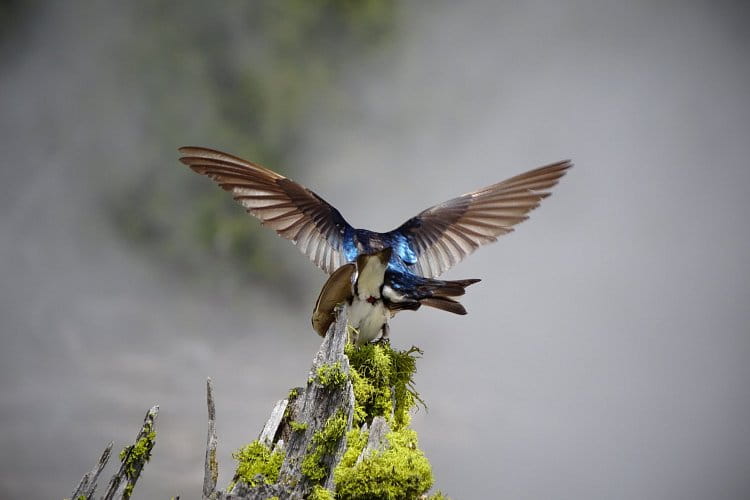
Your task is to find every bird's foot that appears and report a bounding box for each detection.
[371,336,390,346]
[371,323,390,346]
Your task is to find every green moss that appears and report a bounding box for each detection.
[232,440,285,487]
[290,420,308,432]
[426,492,451,499]
[311,362,348,389]
[334,427,433,499]
[308,484,335,500]
[301,410,348,483]
[337,428,369,471]
[345,344,424,428]
[226,344,438,497]
[284,386,303,421]
[332,344,442,498]
[119,427,157,475]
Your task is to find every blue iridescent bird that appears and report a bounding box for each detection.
[179,147,571,337]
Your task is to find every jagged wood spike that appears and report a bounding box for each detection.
[204,378,219,499]
[102,405,159,500]
[355,416,389,465]
[258,399,288,448]
[70,440,113,500]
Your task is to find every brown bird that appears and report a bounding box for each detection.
[312,248,480,344]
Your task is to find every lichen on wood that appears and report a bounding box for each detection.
[103,405,159,500]
[68,405,160,500]
[204,378,219,499]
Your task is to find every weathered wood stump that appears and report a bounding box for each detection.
[69,306,440,499]
[212,308,355,499]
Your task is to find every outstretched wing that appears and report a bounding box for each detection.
[179,147,352,274]
[391,160,572,278]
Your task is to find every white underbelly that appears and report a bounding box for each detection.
[349,299,388,345]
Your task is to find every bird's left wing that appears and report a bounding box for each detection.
[390,160,572,278]
[312,262,356,336]
[179,147,352,274]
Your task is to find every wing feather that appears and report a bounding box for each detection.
[391,160,572,277]
[179,146,352,274]
[312,263,356,336]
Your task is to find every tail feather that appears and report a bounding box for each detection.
[415,278,481,298]
[421,297,468,315]
[384,270,479,316]
[389,300,422,312]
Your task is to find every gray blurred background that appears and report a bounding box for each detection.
[2,1,749,498]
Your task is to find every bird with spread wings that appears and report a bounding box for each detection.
[179,147,571,338]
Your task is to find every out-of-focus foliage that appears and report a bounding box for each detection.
[106,1,397,293]
[0,0,34,45]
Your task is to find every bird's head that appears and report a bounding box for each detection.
[355,247,392,271]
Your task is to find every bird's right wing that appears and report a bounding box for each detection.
[179,147,353,274]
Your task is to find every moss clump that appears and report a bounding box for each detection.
[284,386,303,422]
[334,427,433,499]
[227,343,441,497]
[330,343,442,498]
[308,484,335,500]
[337,427,369,468]
[311,362,348,389]
[426,492,451,499]
[290,420,308,432]
[301,410,348,483]
[345,344,424,428]
[232,440,285,487]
